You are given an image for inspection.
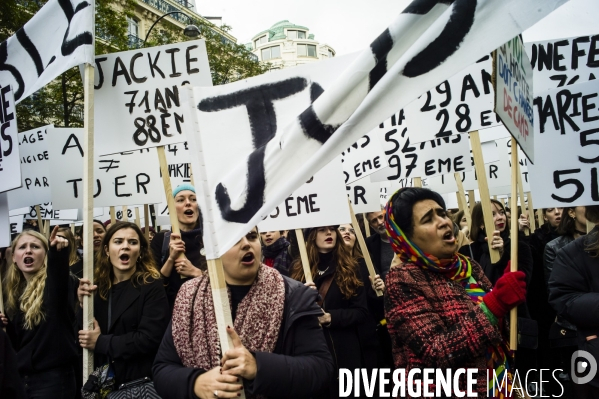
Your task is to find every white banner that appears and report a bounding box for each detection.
[47,128,163,208]
[0,0,94,103]
[155,162,193,223]
[10,214,24,235]
[94,41,212,155]
[258,159,350,232]
[0,84,20,193]
[7,125,53,209]
[22,202,78,220]
[185,0,568,258]
[495,36,535,162]
[529,80,599,208]
[341,132,388,185]
[0,192,9,247]
[526,34,599,94]
[347,176,381,214]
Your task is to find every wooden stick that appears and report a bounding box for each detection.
[454,173,472,229]
[82,63,95,378]
[515,156,529,236]
[134,207,141,228]
[537,209,544,229]
[110,206,116,224]
[295,229,313,284]
[493,195,498,201]
[588,220,595,234]
[363,214,371,237]
[509,142,519,350]
[70,223,75,234]
[470,131,500,263]
[122,206,129,222]
[348,200,383,296]
[43,221,50,238]
[526,192,537,232]
[412,177,422,188]
[144,204,150,242]
[467,190,476,215]
[35,205,45,237]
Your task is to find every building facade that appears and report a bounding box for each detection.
[249,20,335,69]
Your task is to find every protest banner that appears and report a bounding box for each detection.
[6,125,52,209]
[10,215,23,235]
[347,176,381,214]
[0,0,94,103]
[154,162,192,226]
[495,36,535,162]
[0,84,20,193]
[342,132,387,184]
[526,34,599,94]
[47,127,163,209]
[0,193,9,247]
[24,203,78,221]
[379,179,413,207]
[183,0,567,258]
[94,41,212,155]
[259,159,350,232]
[528,79,599,208]
[165,142,191,165]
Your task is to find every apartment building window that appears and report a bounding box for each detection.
[254,35,267,48]
[261,45,281,61]
[297,44,317,57]
[127,17,139,37]
[287,30,306,40]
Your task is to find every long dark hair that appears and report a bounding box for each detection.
[585,206,599,256]
[95,222,160,300]
[470,199,509,241]
[557,207,582,237]
[290,228,362,299]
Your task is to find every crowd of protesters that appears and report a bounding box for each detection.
[1,183,598,399]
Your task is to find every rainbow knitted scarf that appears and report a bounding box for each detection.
[384,195,514,398]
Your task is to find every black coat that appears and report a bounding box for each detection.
[152,276,333,399]
[0,329,26,399]
[549,228,599,386]
[93,277,169,387]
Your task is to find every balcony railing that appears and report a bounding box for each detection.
[128,34,145,49]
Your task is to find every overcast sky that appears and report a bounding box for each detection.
[198,0,598,55]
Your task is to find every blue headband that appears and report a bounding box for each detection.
[173,183,196,198]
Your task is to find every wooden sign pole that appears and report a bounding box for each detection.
[470,131,501,263]
[109,206,116,224]
[467,190,476,214]
[363,214,371,237]
[295,229,313,284]
[134,207,141,228]
[536,209,544,229]
[122,206,129,222]
[70,223,75,234]
[348,200,383,296]
[454,172,472,229]
[82,63,95,378]
[412,177,422,188]
[509,142,519,350]
[515,158,529,236]
[35,205,44,236]
[144,204,150,241]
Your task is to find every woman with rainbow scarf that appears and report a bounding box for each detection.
[384,188,526,398]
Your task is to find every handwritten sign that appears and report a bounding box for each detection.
[258,159,350,231]
[529,80,599,208]
[0,84,20,193]
[10,214,23,235]
[7,125,52,209]
[22,202,78,220]
[47,128,163,208]
[154,162,193,226]
[0,192,9,247]
[495,36,535,162]
[347,176,381,214]
[94,41,212,155]
[341,132,387,184]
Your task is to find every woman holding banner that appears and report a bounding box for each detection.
[77,222,169,391]
[152,227,333,399]
[384,187,527,397]
[151,184,207,308]
[290,225,368,398]
[1,227,78,399]
[549,206,599,398]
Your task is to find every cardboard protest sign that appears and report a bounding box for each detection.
[7,125,53,209]
[47,128,163,208]
[0,84,20,193]
[422,173,458,195]
[495,36,535,162]
[346,176,381,214]
[379,180,414,207]
[529,80,599,208]
[0,0,94,103]
[184,0,568,258]
[154,162,193,226]
[10,214,23,235]
[258,159,350,232]
[23,202,78,220]
[94,41,212,155]
[102,205,144,223]
[526,34,599,94]
[461,138,512,194]
[165,142,190,165]
[0,193,9,247]
[341,132,387,185]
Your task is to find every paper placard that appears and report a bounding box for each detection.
[379,180,414,207]
[529,80,599,208]
[526,35,599,95]
[347,176,381,214]
[0,193,10,247]
[341,132,387,185]
[165,142,190,165]
[258,159,350,232]
[47,128,163,208]
[155,162,193,219]
[10,214,23,235]
[495,36,535,162]
[94,41,212,155]
[21,202,78,220]
[6,125,53,208]
[0,84,20,194]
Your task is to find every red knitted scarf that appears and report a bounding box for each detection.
[172,265,286,371]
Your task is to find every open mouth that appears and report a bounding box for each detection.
[241,252,255,264]
[325,238,333,244]
[119,254,130,263]
[265,238,272,244]
[24,257,34,265]
[342,235,350,241]
[442,230,455,243]
[184,209,194,217]
[497,223,505,229]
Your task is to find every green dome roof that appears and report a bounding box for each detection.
[252,20,311,42]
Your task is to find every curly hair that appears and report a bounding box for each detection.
[290,228,362,299]
[95,222,161,300]
[4,230,49,330]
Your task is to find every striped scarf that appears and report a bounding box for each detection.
[384,197,514,398]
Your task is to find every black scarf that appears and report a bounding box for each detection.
[262,237,292,276]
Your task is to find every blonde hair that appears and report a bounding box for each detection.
[4,230,49,330]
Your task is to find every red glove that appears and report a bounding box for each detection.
[483,269,527,319]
